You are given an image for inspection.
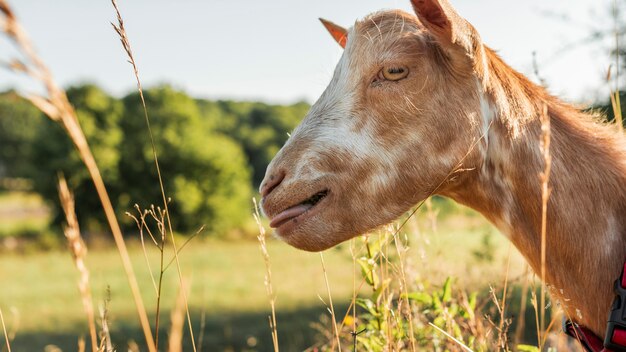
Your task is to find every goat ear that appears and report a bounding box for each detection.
[410,0,479,56]
[319,18,348,49]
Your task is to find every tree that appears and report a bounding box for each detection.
[119,86,252,234]
[29,84,124,231]
[200,99,309,186]
[0,91,43,183]
[8,83,309,237]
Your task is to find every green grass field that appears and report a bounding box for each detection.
[0,193,534,351]
[0,204,536,351]
[0,239,358,350]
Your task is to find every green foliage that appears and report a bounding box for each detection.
[119,86,252,234]
[14,84,261,236]
[202,100,309,186]
[0,240,357,351]
[0,91,43,182]
[30,84,124,231]
[2,82,310,237]
[314,233,504,352]
[354,239,485,351]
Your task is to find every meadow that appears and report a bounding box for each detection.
[0,190,537,351]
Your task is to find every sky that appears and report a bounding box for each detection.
[0,0,617,105]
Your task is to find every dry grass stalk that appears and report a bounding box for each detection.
[608,65,623,132]
[126,205,163,296]
[127,341,140,352]
[78,337,86,352]
[253,198,279,352]
[99,288,113,352]
[319,252,342,352]
[0,1,155,350]
[529,280,541,349]
[197,309,207,352]
[168,281,190,352]
[109,2,196,349]
[379,233,394,351]
[496,243,513,351]
[3,309,18,350]
[611,0,623,132]
[126,203,204,350]
[392,230,417,352]
[514,265,531,345]
[486,283,511,351]
[349,240,358,351]
[428,322,474,352]
[334,241,370,350]
[538,103,551,350]
[0,308,10,352]
[126,204,167,346]
[58,176,98,352]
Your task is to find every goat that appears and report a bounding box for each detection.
[260,0,626,342]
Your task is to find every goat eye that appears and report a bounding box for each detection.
[380,66,409,81]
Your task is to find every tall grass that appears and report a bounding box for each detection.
[0,308,10,352]
[319,252,342,351]
[301,222,502,351]
[0,1,205,350]
[0,2,155,349]
[57,176,98,352]
[109,1,196,349]
[126,204,169,347]
[253,199,280,352]
[610,0,623,131]
[538,104,551,350]
[168,281,190,352]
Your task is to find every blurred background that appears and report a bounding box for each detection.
[0,0,623,350]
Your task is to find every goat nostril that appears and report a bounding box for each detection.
[260,172,285,197]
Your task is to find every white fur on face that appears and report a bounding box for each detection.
[283,33,403,193]
[265,12,484,243]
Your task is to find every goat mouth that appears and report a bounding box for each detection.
[269,190,329,229]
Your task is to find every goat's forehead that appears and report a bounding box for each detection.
[353,10,421,40]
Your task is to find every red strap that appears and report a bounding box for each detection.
[613,328,626,347]
[565,321,607,352]
[564,261,626,352]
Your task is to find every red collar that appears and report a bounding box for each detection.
[564,261,626,352]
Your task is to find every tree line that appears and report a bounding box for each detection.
[0,84,310,237]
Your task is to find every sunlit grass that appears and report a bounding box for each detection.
[0,203,525,350]
[0,239,353,338]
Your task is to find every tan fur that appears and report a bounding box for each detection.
[261,1,626,336]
